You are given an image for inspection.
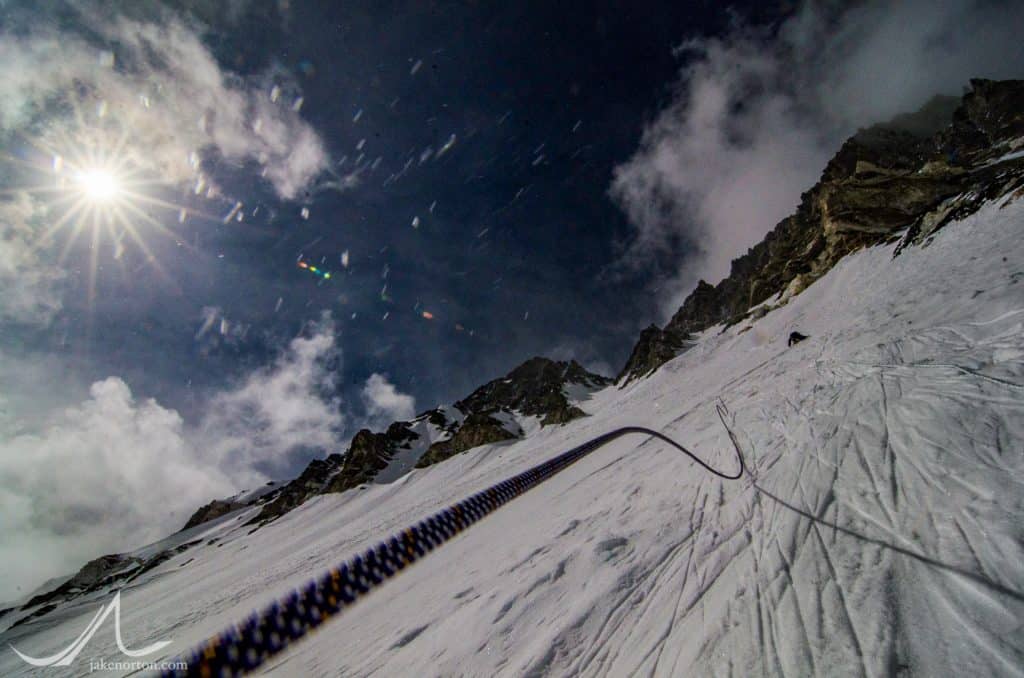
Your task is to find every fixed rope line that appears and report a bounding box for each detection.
[162,421,744,677]
[722,399,1024,604]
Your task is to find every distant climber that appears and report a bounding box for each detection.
[788,331,809,347]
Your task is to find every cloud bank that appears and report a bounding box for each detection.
[0,315,345,602]
[201,314,344,471]
[0,377,239,602]
[612,0,1024,317]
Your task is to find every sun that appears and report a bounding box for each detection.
[3,136,202,309]
[77,168,122,202]
[2,99,227,311]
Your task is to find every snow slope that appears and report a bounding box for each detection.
[2,199,1023,676]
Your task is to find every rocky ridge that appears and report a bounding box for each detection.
[182,499,244,531]
[6,545,202,628]
[244,356,609,524]
[249,422,419,524]
[618,79,1024,382]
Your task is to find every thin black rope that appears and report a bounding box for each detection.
[161,424,743,677]
[717,398,1024,604]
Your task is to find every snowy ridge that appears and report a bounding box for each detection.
[1,199,1022,675]
[374,415,454,485]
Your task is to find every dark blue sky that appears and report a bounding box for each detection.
[9,0,778,421]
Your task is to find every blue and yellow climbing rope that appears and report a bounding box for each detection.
[162,418,743,677]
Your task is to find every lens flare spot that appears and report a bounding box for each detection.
[297,260,333,281]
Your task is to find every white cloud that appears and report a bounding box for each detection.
[0,314,343,602]
[0,10,329,326]
[361,373,417,427]
[0,17,327,200]
[612,0,1024,318]
[202,313,344,469]
[0,377,240,602]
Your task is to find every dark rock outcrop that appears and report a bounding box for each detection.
[252,422,419,524]
[618,79,1024,384]
[424,407,459,434]
[616,325,687,383]
[20,554,142,612]
[14,541,203,626]
[181,499,243,531]
[617,279,720,381]
[415,357,607,467]
[938,79,1024,159]
[456,357,610,425]
[325,423,419,493]
[248,453,344,524]
[416,412,518,468]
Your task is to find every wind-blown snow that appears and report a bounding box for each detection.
[2,199,1023,675]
